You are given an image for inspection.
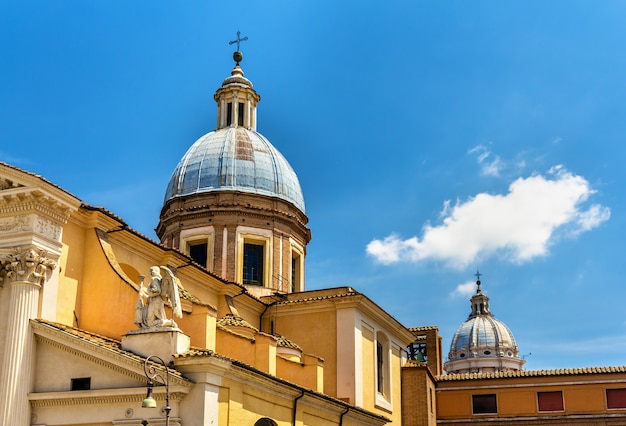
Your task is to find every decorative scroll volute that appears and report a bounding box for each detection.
[0,247,57,286]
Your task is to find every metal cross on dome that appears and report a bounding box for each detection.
[474,270,482,292]
[229,31,248,51]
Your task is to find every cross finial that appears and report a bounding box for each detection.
[229,31,248,51]
[474,269,482,292]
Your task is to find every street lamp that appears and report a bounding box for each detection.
[142,355,171,426]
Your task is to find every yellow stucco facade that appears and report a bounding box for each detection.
[0,160,406,425]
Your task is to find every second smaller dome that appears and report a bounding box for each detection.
[444,277,524,374]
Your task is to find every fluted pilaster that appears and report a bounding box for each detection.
[0,248,57,425]
[0,280,40,425]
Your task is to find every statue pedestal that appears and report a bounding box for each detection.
[121,327,190,365]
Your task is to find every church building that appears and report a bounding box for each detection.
[1,41,626,426]
[0,45,412,426]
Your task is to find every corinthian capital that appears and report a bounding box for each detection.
[0,247,57,286]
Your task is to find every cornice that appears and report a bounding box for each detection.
[159,205,309,234]
[29,387,188,408]
[272,289,415,345]
[0,162,81,209]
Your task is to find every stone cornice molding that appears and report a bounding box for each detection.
[1,163,81,255]
[272,291,415,345]
[29,387,187,408]
[0,191,73,224]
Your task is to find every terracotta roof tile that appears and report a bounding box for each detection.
[217,313,258,331]
[437,365,626,381]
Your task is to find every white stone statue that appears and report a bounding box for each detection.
[134,266,182,329]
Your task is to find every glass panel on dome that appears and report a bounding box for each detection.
[180,162,200,194]
[236,161,255,188]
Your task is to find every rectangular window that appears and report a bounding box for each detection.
[538,391,564,412]
[377,341,384,393]
[472,394,497,414]
[189,242,208,268]
[71,377,91,391]
[291,252,301,292]
[238,102,244,126]
[226,102,233,125]
[243,243,264,285]
[607,388,626,409]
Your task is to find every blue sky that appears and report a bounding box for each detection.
[2,1,625,371]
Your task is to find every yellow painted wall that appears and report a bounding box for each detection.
[56,220,85,326]
[389,346,403,424]
[75,229,142,339]
[437,373,626,420]
[220,376,294,426]
[271,307,339,397]
[362,326,376,408]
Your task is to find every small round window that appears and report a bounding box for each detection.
[484,350,491,355]
[459,353,466,358]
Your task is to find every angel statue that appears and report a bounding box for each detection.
[134,266,182,329]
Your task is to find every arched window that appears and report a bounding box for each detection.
[254,418,278,426]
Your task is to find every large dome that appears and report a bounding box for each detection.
[164,127,305,213]
[444,278,524,374]
[449,315,518,357]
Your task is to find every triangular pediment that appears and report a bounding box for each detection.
[29,320,191,425]
[32,320,191,391]
[0,163,81,242]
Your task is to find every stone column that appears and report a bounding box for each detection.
[0,248,56,426]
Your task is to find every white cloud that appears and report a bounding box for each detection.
[468,144,503,177]
[450,280,476,298]
[574,204,611,234]
[366,166,610,268]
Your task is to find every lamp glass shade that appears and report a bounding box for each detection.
[142,383,157,408]
[142,396,157,408]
